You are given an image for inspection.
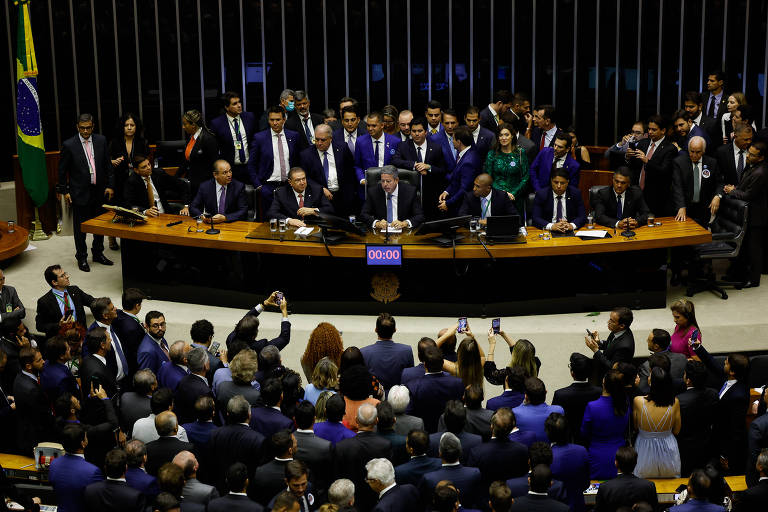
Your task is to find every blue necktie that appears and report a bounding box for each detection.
[110,327,129,379]
[616,194,623,220]
[374,140,380,165]
[718,381,728,397]
[386,193,393,222]
[480,197,488,220]
[450,136,457,160]
[233,118,245,163]
[416,146,423,163]
[556,195,563,220]
[323,151,330,181]
[302,116,313,142]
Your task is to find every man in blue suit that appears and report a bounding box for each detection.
[669,470,727,511]
[246,105,300,215]
[40,335,79,401]
[438,126,483,214]
[353,112,401,197]
[125,439,160,498]
[512,377,564,443]
[547,413,590,512]
[429,109,461,175]
[464,106,496,161]
[673,109,712,152]
[49,424,104,512]
[299,123,356,215]
[400,337,438,387]
[394,430,442,486]
[183,160,248,222]
[529,132,581,191]
[532,168,586,232]
[333,105,367,153]
[365,458,420,512]
[112,288,147,378]
[420,432,483,510]
[249,378,294,438]
[407,347,465,433]
[173,348,212,425]
[427,401,484,465]
[157,341,189,392]
[209,92,258,184]
[466,408,529,486]
[486,367,525,412]
[360,313,414,391]
[83,448,146,511]
[137,311,170,376]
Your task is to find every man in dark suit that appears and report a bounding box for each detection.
[584,307,635,377]
[427,400,483,464]
[684,91,721,152]
[420,432,483,510]
[13,346,54,455]
[145,411,196,476]
[466,408,528,486]
[365,458,420,512]
[673,109,712,152]
[508,464,569,512]
[137,311,170,376]
[464,106,496,161]
[80,327,119,399]
[173,348,212,425]
[551,353,602,445]
[84,448,146,512]
[247,105,300,215]
[703,71,728,122]
[400,336,436,387]
[593,167,651,228]
[49,424,104,512]
[354,112,402,197]
[508,92,533,134]
[529,132,580,191]
[333,105,367,154]
[394,430,442,486]
[438,126,483,214]
[424,100,444,136]
[527,104,560,151]
[181,110,219,196]
[392,116,447,220]
[531,168,586,231]
[458,173,518,223]
[358,313,414,391]
[265,167,333,227]
[0,270,24,334]
[722,142,768,286]
[487,367,526,412]
[293,401,333,494]
[124,439,160,498]
[715,124,753,193]
[594,446,657,512]
[669,469,728,512]
[224,291,291,354]
[736,449,768,512]
[39,335,79,400]
[249,377,294,438]
[360,167,425,230]
[677,360,719,476]
[35,264,95,338]
[405,347,464,432]
[746,383,768,487]
[111,288,147,379]
[86,297,131,392]
[183,160,248,222]
[57,113,115,271]
[209,462,264,512]
[506,443,567,504]
[123,156,188,217]
[210,92,258,184]
[157,342,190,392]
[479,90,511,132]
[637,330,687,395]
[626,114,678,216]
[299,123,355,216]
[672,136,720,226]
[247,430,297,505]
[284,90,325,151]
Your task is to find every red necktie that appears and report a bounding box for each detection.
[298,193,304,208]
[540,134,546,150]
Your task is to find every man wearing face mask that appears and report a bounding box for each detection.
[529,132,581,191]
[258,89,295,131]
[285,90,325,151]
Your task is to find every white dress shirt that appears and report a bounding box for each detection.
[472,126,481,144]
[318,148,339,191]
[373,184,413,229]
[732,142,746,173]
[226,114,249,164]
[269,129,291,182]
[79,134,96,178]
[372,134,386,167]
[413,141,428,169]
[543,125,559,147]
[545,193,576,231]
[144,176,164,214]
[97,320,125,381]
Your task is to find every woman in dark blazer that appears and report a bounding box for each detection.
[181,109,219,195]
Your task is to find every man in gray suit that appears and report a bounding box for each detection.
[293,400,333,493]
[173,450,219,506]
[388,385,425,436]
[0,269,25,333]
[637,329,687,394]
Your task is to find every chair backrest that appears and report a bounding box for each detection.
[244,184,256,221]
[164,177,191,214]
[365,167,421,202]
[589,185,610,211]
[748,354,768,388]
[155,140,187,169]
[700,196,749,260]
[525,192,536,226]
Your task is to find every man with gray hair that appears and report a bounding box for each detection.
[265,166,333,227]
[299,123,356,215]
[285,90,325,150]
[328,478,355,507]
[125,439,160,497]
[120,368,157,435]
[672,134,721,226]
[388,385,425,436]
[173,347,211,425]
[420,432,482,510]
[333,403,393,512]
[736,448,768,509]
[144,411,196,476]
[360,165,425,230]
[366,458,420,512]
[258,89,296,131]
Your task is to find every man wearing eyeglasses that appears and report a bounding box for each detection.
[35,264,95,340]
[137,311,170,375]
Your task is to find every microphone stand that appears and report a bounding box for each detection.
[620,215,636,238]
[205,214,220,235]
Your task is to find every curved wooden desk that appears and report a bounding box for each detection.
[0,222,29,261]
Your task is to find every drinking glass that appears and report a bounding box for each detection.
[269,218,278,232]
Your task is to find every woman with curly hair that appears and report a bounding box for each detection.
[305,357,339,405]
[301,322,344,382]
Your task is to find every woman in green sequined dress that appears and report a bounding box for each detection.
[483,126,530,212]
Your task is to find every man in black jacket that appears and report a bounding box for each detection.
[584,307,635,380]
[677,361,718,476]
[671,136,721,226]
[625,114,678,216]
[360,166,424,230]
[594,446,657,512]
[458,173,518,223]
[13,346,54,455]
[123,156,188,216]
[35,264,95,339]
[593,167,650,228]
[552,353,602,445]
[265,167,333,227]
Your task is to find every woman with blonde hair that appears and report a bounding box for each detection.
[669,298,700,358]
[301,322,344,382]
[304,357,339,405]
[484,331,540,386]
[721,92,749,142]
[216,348,261,409]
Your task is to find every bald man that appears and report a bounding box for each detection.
[144,411,196,476]
[458,173,518,224]
[172,451,219,506]
[397,110,413,141]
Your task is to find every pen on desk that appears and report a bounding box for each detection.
[166,220,183,227]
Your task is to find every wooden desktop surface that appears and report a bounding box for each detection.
[82,212,712,259]
[0,222,29,261]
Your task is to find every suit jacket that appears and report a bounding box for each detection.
[58,133,114,205]
[39,360,79,401]
[265,181,334,220]
[593,185,651,227]
[392,138,447,177]
[249,405,294,438]
[512,403,566,443]
[156,361,188,391]
[466,438,529,485]
[136,334,170,376]
[728,163,768,227]
[677,386,718,475]
[332,125,368,147]
[208,424,264,494]
[405,372,465,432]
[532,186,587,229]
[393,412,424,437]
[294,430,333,491]
[210,111,258,166]
[285,112,326,150]
[36,286,95,338]
[429,131,460,174]
[746,413,768,487]
[471,126,496,159]
[181,129,219,190]
[0,285,25,332]
[145,436,196,477]
[125,466,159,497]
[506,474,566,503]
[394,455,442,486]
[189,178,248,221]
[428,430,483,465]
[551,382,603,444]
[182,420,218,450]
[122,170,187,213]
[479,106,499,132]
[80,353,119,399]
[299,142,356,201]
[353,133,402,184]
[12,372,54,454]
[698,114,722,151]
[208,493,264,512]
[671,154,720,213]
[734,479,768,512]
[83,479,146,512]
[112,310,146,377]
[627,136,678,216]
[529,148,581,191]
[669,498,727,511]
[373,483,420,512]
[359,340,415,392]
[679,123,712,150]
[551,442,591,512]
[637,350,687,394]
[49,453,104,512]
[174,374,213,425]
[509,493,570,512]
[247,458,292,505]
[509,428,538,448]
[487,390,525,412]
[420,465,483,509]
[458,187,519,218]
[333,431,393,512]
[444,148,483,206]
[246,128,300,187]
[715,141,746,190]
[360,182,425,229]
[594,473,657,512]
[593,329,635,373]
[530,127,559,150]
[400,363,426,387]
[183,477,219,506]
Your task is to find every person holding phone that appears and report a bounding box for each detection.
[584,307,636,378]
[668,298,701,358]
[436,321,486,388]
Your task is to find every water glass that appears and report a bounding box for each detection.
[348,215,357,225]
[469,217,479,233]
[278,219,287,233]
[542,227,551,241]
[647,214,655,227]
[195,217,204,232]
[269,218,278,232]
[587,213,594,229]
[7,221,15,233]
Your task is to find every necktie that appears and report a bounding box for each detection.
[737,150,745,182]
[616,194,623,219]
[161,339,169,358]
[374,140,380,166]
[606,332,615,348]
[84,139,97,184]
[480,197,488,220]
[110,327,129,379]
[431,128,437,135]
[494,113,499,125]
[322,151,330,180]
[556,195,563,220]
[218,186,227,214]
[693,162,701,202]
[347,133,355,152]
[540,133,546,150]
[303,116,313,142]
[233,118,246,163]
[63,291,74,319]
[640,141,656,190]
[386,193,393,222]
[298,193,304,208]
[456,150,461,164]
[449,136,457,160]
[718,381,728,398]
[708,96,716,117]
[145,177,155,208]
[416,146,423,163]
[185,136,195,160]
[276,133,287,181]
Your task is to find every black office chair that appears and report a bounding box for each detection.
[155,140,188,169]
[525,192,536,226]
[685,197,749,300]
[166,177,191,214]
[364,167,421,203]
[748,355,768,389]
[589,185,609,211]
[244,184,256,221]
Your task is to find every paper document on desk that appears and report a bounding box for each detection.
[576,230,608,238]
[294,227,314,236]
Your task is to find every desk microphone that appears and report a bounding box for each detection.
[205,214,220,235]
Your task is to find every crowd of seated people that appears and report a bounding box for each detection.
[2,262,768,511]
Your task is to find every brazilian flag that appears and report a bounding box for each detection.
[16,0,48,207]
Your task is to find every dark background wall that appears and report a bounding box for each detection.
[3,0,768,181]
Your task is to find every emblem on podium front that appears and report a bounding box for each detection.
[370,273,401,303]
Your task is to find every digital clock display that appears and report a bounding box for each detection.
[366,245,402,266]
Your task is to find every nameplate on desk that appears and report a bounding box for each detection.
[576,230,611,240]
[366,245,402,266]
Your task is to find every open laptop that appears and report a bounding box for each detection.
[485,215,525,243]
